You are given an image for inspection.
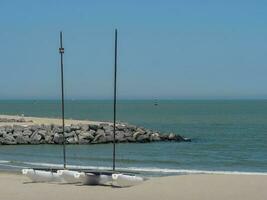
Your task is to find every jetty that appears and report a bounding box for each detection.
[0,115,190,145]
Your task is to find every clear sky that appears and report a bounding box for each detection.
[0,0,266,99]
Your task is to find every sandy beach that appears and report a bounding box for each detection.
[0,173,266,200]
[0,114,108,126]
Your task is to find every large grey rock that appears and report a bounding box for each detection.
[30,133,42,144]
[16,135,29,144]
[38,130,47,138]
[126,136,136,142]
[103,125,113,133]
[30,125,41,132]
[160,134,169,141]
[47,130,55,136]
[65,131,76,138]
[167,133,189,142]
[116,124,126,131]
[0,129,6,137]
[93,132,105,143]
[80,124,89,131]
[13,131,23,138]
[70,125,80,131]
[64,126,71,133]
[136,128,146,134]
[67,137,78,144]
[3,133,16,144]
[136,134,150,143]
[53,133,64,144]
[150,133,161,141]
[89,124,99,131]
[133,131,142,140]
[104,135,113,143]
[99,123,110,129]
[96,136,109,144]
[96,129,105,135]
[104,130,113,136]
[45,135,53,143]
[5,126,13,133]
[57,128,64,134]
[4,140,17,145]
[123,131,133,137]
[168,133,176,140]
[79,131,94,141]
[23,129,33,136]
[78,138,90,144]
[75,130,82,135]
[52,126,62,134]
[125,124,137,131]
[115,131,126,142]
[0,137,6,144]
[88,129,96,136]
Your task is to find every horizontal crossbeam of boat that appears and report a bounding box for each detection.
[31,167,140,175]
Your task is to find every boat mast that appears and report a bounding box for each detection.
[59,31,66,169]
[113,29,118,171]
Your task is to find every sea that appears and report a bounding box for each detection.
[0,100,266,176]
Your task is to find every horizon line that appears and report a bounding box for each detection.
[0,98,266,101]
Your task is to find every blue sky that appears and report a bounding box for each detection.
[0,0,266,99]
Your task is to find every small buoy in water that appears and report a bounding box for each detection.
[154,98,159,106]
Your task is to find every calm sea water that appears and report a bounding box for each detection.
[0,100,266,176]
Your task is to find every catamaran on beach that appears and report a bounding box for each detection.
[22,30,146,187]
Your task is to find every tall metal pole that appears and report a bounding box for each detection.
[113,29,118,171]
[59,31,66,169]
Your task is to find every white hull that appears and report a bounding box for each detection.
[57,170,81,184]
[22,169,63,183]
[74,172,112,185]
[22,169,146,187]
[112,173,145,187]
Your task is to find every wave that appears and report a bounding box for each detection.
[0,160,267,176]
[0,160,9,164]
[126,168,267,175]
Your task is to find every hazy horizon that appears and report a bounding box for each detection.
[0,98,267,101]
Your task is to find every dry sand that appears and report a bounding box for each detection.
[0,173,266,200]
[0,114,109,126]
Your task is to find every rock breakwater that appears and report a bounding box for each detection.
[0,123,191,145]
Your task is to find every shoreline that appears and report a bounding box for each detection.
[0,172,266,200]
[0,159,266,177]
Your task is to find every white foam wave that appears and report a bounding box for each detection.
[0,160,10,164]
[125,167,267,176]
[0,163,24,169]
